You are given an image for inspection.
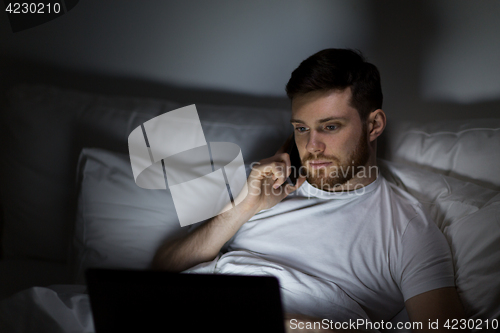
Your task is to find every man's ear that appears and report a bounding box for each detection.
[367,109,386,142]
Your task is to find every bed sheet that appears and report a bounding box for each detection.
[0,259,71,301]
[0,285,93,333]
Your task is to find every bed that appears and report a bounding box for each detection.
[0,84,499,332]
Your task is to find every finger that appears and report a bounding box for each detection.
[269,163,288,188]
[275,134,293,154]
[277,152,292,179]
[263,153,292,180]
[258,161,286,186]
[294,174,307,189]
[251,159,290,190]
[272,176,286,189]
[284,174,307,196]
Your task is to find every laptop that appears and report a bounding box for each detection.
[86,268,286,333]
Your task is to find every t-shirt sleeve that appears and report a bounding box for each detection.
[396,210,456,302]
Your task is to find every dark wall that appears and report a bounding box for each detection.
[1,0,499,120]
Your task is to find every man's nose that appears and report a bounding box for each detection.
[306,132,325,154]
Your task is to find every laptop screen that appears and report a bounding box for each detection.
[86,268,285,333]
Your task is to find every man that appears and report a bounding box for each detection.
[153,49,467,332]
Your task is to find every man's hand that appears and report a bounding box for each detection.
[235,136,306,214]
[242,153,306,213]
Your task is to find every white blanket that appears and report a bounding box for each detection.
[0,285,94,333]
[184,250,372,323]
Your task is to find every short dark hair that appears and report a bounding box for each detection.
[285,49,383,122]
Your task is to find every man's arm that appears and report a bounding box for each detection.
[405,287,469,332]
[152,149,306,272]
[152,201,257,272]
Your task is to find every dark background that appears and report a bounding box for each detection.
[1,0,499,120]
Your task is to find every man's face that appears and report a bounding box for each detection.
[290,88,370,191]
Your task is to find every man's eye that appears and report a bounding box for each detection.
[325,125,337,131]
[295,127,307,132]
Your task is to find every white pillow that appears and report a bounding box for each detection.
[73,148,187,283]
[379,159,500,322]
[383,118,500,191]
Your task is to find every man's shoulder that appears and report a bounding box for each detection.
[376,175,435,235]
[379,175,421,206]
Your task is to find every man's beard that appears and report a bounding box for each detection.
[302,127,370,191]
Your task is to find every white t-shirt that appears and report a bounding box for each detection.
[215,175,455,322]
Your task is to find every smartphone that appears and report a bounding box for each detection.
[286,134,302,186]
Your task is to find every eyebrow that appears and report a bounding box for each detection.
[290,116,348,124]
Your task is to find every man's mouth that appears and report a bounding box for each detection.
[308,160,332,169]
